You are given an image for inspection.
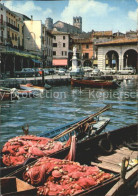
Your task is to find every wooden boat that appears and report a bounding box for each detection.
[40,116,110,142]
[71,78,120,88]
[20,83,51,93]
[1,176,37,196]
[0,87,19,101]
[48,123,138,195]
[1,124,137,196]
[0,105,111,177]
[17,90,37,98]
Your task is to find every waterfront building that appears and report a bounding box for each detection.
[96,38,138,73]
[24,19,53,67]
[52,31,70,68]
[0,3,7,46]
[72,37,93,67]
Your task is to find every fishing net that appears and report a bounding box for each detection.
[2,135,70,166]
[23,156,113,196]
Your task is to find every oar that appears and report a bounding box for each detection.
[53,105,111,141]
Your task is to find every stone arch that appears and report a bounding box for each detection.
[105,50,119,70]
[123,49,138,73]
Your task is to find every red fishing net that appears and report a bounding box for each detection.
[23,156,113,196]
[2,135,69,166]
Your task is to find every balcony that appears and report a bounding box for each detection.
[6,22,19,32]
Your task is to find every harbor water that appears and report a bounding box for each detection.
[0,79,137,148]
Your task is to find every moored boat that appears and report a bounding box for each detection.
[0,87,19,101]
[0,105,111,176]
[71,78,120,88]
[1,124,137,196]
[17,90,37,98]
[20,83,51,93]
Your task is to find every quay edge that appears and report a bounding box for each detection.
[0,74,138,88]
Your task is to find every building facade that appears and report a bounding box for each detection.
[52,31,70,68]
[72,38,93,67]
[24,20,53,67]
[0,3,7,46]
[97,38,138,73]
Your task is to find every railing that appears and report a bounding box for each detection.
[6,22,19,32]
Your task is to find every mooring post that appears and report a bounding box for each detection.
[42,70,45,86]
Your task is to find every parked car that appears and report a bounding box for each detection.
[83,66,93,72]
[101,68,116,75]
[14,68,37,78]
[70,67,84,77]
[48,68,55,75]
[43,69,49,75]
[117,67,136,75]
[58,68,66,75]
[91,68,101,76]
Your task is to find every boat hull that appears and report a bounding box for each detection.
[0,124,137,195]
[0,90,18,101]
[20,84,45,93]
[71,78,120,88]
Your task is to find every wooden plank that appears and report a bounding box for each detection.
[91,161,121,173]
[98,154,123,164]
[115,148,138,157]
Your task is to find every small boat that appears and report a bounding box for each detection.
[17,90,37,98]
[0,105,111,177]
[71,78,120,88]
[40,116,110,142]
[1,124,137,196]
[20,83,51,93]
[0,87,19,101]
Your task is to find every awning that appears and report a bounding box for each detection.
[32,59,42,64]
[53,59,67,66]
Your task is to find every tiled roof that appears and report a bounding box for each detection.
[96,38,138,46]
[92,31,112,36]
[51,30,70,35]
[73,38,92,44]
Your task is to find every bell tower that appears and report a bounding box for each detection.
[73,16,82,32]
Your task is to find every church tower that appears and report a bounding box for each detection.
[73,16,82,32]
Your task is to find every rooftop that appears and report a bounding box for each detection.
[96,38,138,46]
[92,31,112,36]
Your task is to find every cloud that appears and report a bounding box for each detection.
[3,1,53,21]
[128,8,138,21]
[60,0,117,31]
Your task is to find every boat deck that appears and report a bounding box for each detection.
[91,147,137,173]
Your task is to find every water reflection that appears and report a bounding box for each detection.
[0,79,137,148]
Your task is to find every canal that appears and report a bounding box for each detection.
[0,79,137,148]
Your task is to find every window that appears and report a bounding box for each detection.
[63,36,65,40]
[53,43,57,47]
[53,51,56,55]
[12,33,14,40]
[63,43,65,47]
[86,44,89,49]
[54,36,56,40]
[62,51,67,56]
[84,53,89,59]
[15,34,17,41]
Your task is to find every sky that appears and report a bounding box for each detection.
[1,0,138,33]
